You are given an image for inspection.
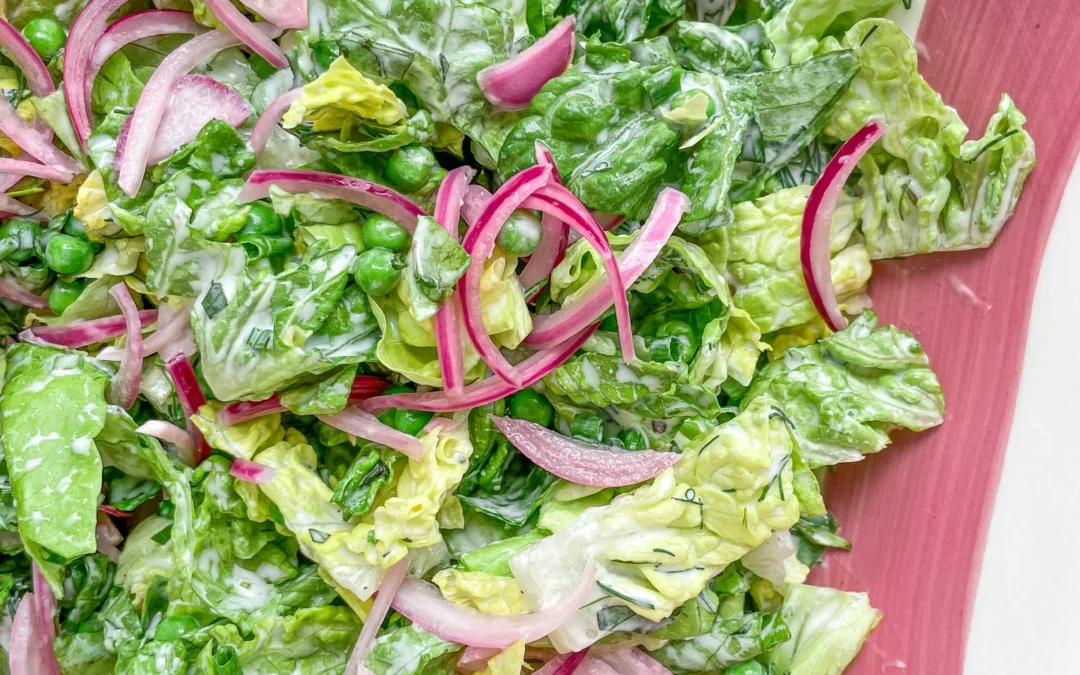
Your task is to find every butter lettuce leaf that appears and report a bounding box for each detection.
[649,609,791,674]
[765,0,899,67]
[762,584,880,675]
[745,311,945,467]
[405,215,471,323]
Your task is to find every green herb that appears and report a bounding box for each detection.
[309,528,330,544]
[860,24,879,46]
[597,605,638,631]
[967,128,1021,162]
[201,281,227,319]
[598,582,656,610]
[246,328,273,350]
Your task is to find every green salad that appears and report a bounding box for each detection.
[0,0,1034,673]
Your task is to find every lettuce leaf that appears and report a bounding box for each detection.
[745,311,945,467]
[763,584,880,675]
[649,609,791,674]
[764,0,899,67]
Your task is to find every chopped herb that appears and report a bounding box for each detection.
[597,605,638,631]
[653,548,674,556]
[201,281,227,319]
[769,407,796,430]
[598,582,655,610]
[247,328,272,350]
[968,129,1021,162]
[860,24,879,46]
[308,528,329,544]
[151,523,173,545]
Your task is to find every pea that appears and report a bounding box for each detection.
[363,214,409,253]
[353,248,401,297]
[723,661,765,675]
[394,408,434,437]
[656,319,699,359]
[61,215,92,242]
[618,428,647,451]
[385,145,435,191]
[240,201,283,236]
[48,277,85,315]
[670,89,716,119]
[496,210,542,257]
[509,389,554,428]
[248,53,278,79]
[0,219,38,263]
[377,384,412,427]
[22,18,65,60]
[45,233,94,275]
[570,414,604,443]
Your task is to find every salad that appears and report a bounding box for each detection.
[0,0,1035,673]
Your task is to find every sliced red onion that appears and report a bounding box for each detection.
[460,165,552,386]
[0,19,54,97]
[461,184,491,227]
[492,416,680,487]
[67,0,131,148]
[98,303,193,362]
[9,591,59,675]
[350,375,390,400]
[96,527,121,562]
[525,188,689,350]
[597,649,672,675]
[0,158,75,182]
[592,212,624,231]
[136,420,195,454]
[534,651,589,675]
[250,87,300,157]
[164,352,211,464]
[238,0,309,29]
[239,169,426,232]
[802,120,886,332]
[90,10,201,124]
[434,166,475,399]
[0,277,49,311]
[117,74,252,167]
[457,647,501,672]
[106,284,143,409]
[116,26,280,197]
[391,559,594,648]
[220,396,287,426]
[346,556,410,675]
[578,658,620,675]
[229,457,278,485]
[362,324,596,414]
[0,97,81,177]
[0,195,45,221]
[519,142,569,300]
[317,407,424,461]
[477,16,576,110]
[521,184,633,363]
[204,0,287,68]
[97,505,131,518]
[20,310,157,348]
[29,565,59,675]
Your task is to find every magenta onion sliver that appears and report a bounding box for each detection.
[460,164,552,386]
[204,0,287,68]
[597,649,673,675]
[136,420,195,454]
[534,651,589,675]
[20,310,157,347]
[525,188,689,350]
[164,352,211,463]
[67,0,130,148]
[96,528,121,562]
[221,396,287,426]
[116,26,279,197]
[578,658,620,675]
[433,166,475,399]
[477,16,575,110]
[0,195,44,220]
[0,158,75,182]
[345,557,410,675]
[391,559,594,648]
[229,458,278,485]
[89,10,201,121]
[98,504,132,518]
[0,277,50,311]
[461,184,491,227]
[9,591,58,675]
[127,73,253,165]
[238,0,309,29]
[802,120,886,332]
[30,565,59,675]
[317,408,424,461]
[521,184,634,363]
[250,87,301,156]
[0,98,81,177]
[106,284,143,410]
[492,416,680,487]
[239,170,426,232]
[0,19,54,97]
[362,324,596,414]
[98,303,194,362]
[519,142,569,298]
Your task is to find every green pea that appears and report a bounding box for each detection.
[0,219,38,263]
[509,389,554,428]
[394,408,434,437]
[656,319,699,359]
[353,248,401,297]
[248,53,278,79]
[377,384,412,427]
[22,18,65,60]
[571,414,604,443]
[496,210,542,257]
[48,277,85,315]
[723,661,765,675]
[61,215,90,242]
[240,201,283,236]
[618,428,647,451]
[385,145,435,191]
[670,89,716,119]
[45,233,94,275]
[363,214,409,253]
